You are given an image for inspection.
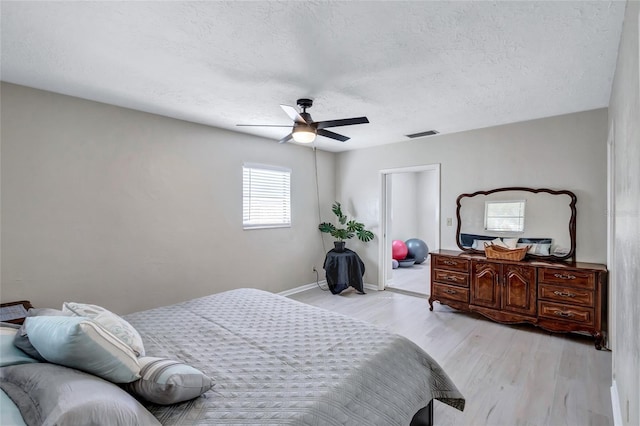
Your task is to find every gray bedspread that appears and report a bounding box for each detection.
[124,288,464,425]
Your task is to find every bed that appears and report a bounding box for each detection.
[1,288,464,425]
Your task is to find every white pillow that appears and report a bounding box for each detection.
[475,238,507,250]
[25,316,141,383]
[503,238,519,249]
[476,238,507,250]
[516,242,551,255]
[517,243,536,254]
[473,239,491,250]
[490,238,508,248]
[63,302,145,357]
[534,243,551,255]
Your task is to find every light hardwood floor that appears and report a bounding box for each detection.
[387,261,430,295]
[288,288,612,426]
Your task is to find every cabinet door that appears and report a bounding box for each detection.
[471,262,500,309]
[502,265,537,316]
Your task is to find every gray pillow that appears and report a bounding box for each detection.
[126,357,214,405]
[0,363,160,426]
[13,308,70,361]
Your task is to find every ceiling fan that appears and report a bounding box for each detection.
[237,98,369,144]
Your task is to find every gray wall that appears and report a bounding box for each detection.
[608,1,640,425]
[390,170,438,253]
[336,108,608,285]
[390,172,418,242]
[1,83,336,314]
[416,169,439,254]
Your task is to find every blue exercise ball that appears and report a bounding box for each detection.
[405,238,429,264]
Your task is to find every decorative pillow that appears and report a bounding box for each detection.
[517,243,536,254]
[62,302,145,357]
[0,324,39,367]
[26,308,68,317]
[0,363,160,426]
[553,246,571,256]
[475,238,507,250]
[517,242,551,255]
[533,243,551,255]
[461,233,496,248]
[472,239,492,249]
[126,357,214,405]
[13,308,71,362]
[24,316,141,383]
[503,238,519,249]
[516,243,536,254]
[490,238,508,248]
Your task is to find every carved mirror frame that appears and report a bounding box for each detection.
[455,187,577,261]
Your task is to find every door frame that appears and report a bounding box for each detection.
[607,123,615,351]
[378,164,441,290]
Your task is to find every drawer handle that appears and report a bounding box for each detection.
[442,260,458,266]
[554,310,575,318]
[443,289,457,295]
[444,275,460,282]
[553,290,576,298]
[554,273,576,280]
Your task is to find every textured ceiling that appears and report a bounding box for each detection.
[1,1,626,152]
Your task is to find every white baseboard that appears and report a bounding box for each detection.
[611,380,623,426]
[278,281,327,297]
[279,281,377,296]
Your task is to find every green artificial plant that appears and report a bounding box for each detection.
[318,201,374,243]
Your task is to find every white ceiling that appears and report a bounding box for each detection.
[1,1,626,152]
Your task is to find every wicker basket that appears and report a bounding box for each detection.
[483,243,529,261]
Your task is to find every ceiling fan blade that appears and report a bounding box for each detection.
[280,104,307,124]
[278,133,294,144]
[236,124,292,127]
[315,116,369,130]
[317,128,349,142]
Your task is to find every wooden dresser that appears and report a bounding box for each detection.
[429,249,608,349]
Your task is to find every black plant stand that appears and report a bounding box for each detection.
[323,248,365,294]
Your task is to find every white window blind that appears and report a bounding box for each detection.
[243,164,291,229]
[484,200,526,232]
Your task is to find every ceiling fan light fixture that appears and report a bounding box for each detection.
[237,97,367,144]
[292,126,316,143]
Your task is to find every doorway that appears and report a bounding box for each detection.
[379,164,440,296]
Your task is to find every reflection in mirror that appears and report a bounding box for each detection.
[456,187,576,261]
[484,200,526,232]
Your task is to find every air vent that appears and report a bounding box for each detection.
[406,130,439,138]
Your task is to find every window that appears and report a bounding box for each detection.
[243,164,291,229]
[484,200,526,232]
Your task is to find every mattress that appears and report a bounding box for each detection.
[124,288,464,425]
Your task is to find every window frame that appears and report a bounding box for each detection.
[484,199,526,233]
[242,163,292,230]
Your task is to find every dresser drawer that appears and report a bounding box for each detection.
[538,301,594,326]
[433,256,469,273]
[538,284,594,307]
[539,268,595,289]
[432,283,469,303]
[433,269,469,287]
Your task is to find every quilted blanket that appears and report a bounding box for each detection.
[124,288,464,425]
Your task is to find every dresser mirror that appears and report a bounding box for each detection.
[456,187,577,261]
